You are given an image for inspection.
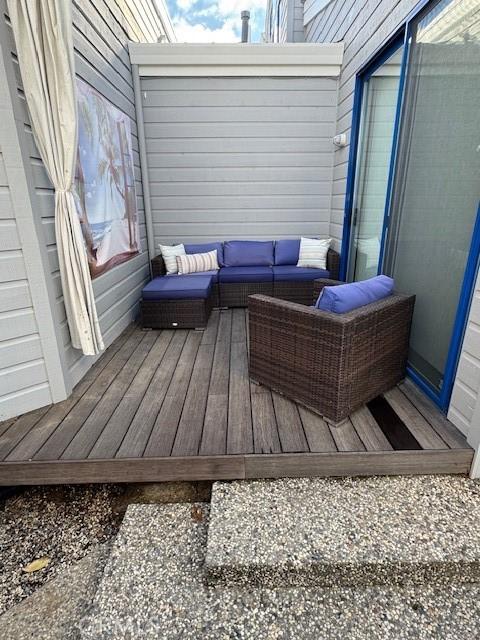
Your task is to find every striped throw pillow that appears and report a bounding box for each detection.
[176,250,219,275]
[297,237,331,270]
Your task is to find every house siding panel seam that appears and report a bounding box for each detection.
[2,0,170,404]
[305,0,480,444]
[141,76,337,247]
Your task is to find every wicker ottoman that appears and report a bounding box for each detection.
[141,274,214,329]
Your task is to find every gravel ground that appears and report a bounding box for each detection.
[206,475,480,587]
[81,503,480,640]
[0,484,124,615]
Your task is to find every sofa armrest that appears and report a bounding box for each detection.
[326,248,340,281]
[151,254,166,277]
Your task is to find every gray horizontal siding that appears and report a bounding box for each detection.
[142,76,337,246]
[304,0,418,248]
[0,38,51,418]
[3,0,167,396]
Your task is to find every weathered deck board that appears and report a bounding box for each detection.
[61,332,158,460]
[171,342,216,456]
[33,330,145,462]
[330,419,366,452]
[0,314,473,485]
[384,388,448,450]
[350,406,393,451]
[88,331,174,459]
[199,311,231,455]
[5,325,136,462]
[298,406,337,453]
[399,378,469,449]
[227,333,254,454]
[116,331,188,458]
[251,385,282,454]
[272,392,309,453]
[144,331,203,457]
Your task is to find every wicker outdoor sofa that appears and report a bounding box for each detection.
[248,279,415,424]
[141,239,340,329]
[149,243,340,309]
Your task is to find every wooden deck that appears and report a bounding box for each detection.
[0,309,473,484]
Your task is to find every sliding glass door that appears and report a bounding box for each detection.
[347,46,404,281]
[384,0,480,402]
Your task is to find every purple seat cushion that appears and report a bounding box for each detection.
[184,242,224,266]
[142,275,213,300]
[223,240,274,267]
[273,265,330,282]
[274,239,301,265]
[315,275,394,314]
[219,266,273,284]
[166,269,219,284]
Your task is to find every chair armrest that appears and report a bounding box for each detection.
[327,248,340,281]
[151,254,166,277]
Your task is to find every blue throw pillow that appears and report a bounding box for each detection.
[315,275,394,314]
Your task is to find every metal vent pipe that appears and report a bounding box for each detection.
[241,11,250,43]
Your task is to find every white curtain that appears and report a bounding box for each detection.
[8,0,104,355]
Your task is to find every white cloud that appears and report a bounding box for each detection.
[173,16,239,42]
[216,0,265,17]
[176,0,197,10]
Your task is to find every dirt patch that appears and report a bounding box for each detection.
[0,484,124,615]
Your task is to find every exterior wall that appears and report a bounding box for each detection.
[141,76,337,246]
[0,0,171,419]
[304,0,418,250]
[292,0,306,42]
[305,0,480,448]
[0,9,68,420]
[448,271,480,436]
[265,0,305,42]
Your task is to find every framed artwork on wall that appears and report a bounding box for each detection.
[74,78,140,278]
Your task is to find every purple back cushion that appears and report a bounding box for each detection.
[223,240,274,267]
[184,242,224,266]
[274,239,301,265]
[316,275,394,314]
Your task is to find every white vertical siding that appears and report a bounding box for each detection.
[141,76,337,246]
[448,272,480,436]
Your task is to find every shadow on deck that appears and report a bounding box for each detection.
[0,309,473,484]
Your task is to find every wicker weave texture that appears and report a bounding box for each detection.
[150,248,340,308]
[219,282,273,307]
[141,295,213,329]
[273,281,314,305]
[248,293,415,423]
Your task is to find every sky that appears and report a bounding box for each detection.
[163,0,267,43]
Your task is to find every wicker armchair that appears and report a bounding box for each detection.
[248,279,415,424]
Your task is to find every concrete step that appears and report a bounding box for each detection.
[80,501,480,640]
[0,544,110,640]
[205,475,480,587]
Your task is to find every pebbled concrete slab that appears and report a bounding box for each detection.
[0,544,110,640]
[205,475,480,587]
[81,503,480,640]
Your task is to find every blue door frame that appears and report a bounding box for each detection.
[339,0,480,411]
